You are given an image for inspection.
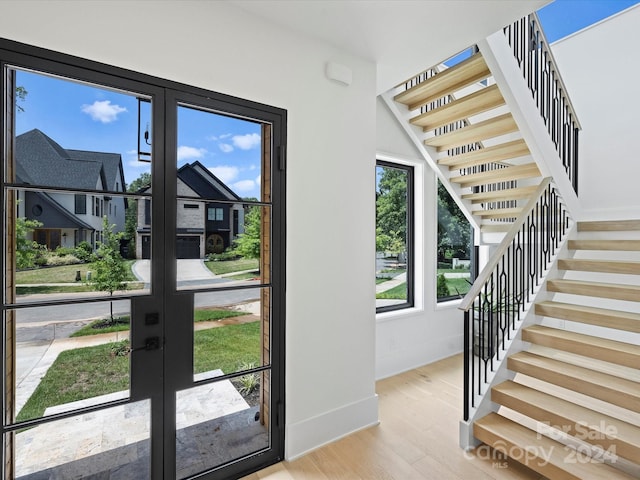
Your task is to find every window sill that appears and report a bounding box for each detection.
[435,298,463,311]
[376,306,424,323]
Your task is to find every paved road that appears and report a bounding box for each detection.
[15,260,260,342]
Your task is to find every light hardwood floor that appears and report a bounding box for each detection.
[242,354,544,480]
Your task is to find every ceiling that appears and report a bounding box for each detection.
[228,0,550,93]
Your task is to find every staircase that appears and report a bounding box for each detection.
[385,10,639,479]
[474,220,640,479]
[393,52,542,238]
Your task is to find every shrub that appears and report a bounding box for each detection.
[437,273,450,298]
[45,254,82,266]
[207,251,240,262]
[74,241,94,262]
[236,362,259,395]
[54,246,76,257]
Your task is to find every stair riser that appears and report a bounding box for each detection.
[507,356,640,413]
[522,328,640,368]
[569,240,640,251]
[546,281,640,303]
[491,389,638,462]
[578,220,640,232]
[558,259,640,275]
[473,423,582,480]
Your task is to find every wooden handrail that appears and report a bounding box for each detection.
[458,177,552,312]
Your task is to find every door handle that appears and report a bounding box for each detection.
[132,336,161,351]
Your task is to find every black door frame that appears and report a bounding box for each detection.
[0,37,286,480]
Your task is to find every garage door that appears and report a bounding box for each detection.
[176,236,200,259]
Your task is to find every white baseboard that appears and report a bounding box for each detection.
[285,394,379,461]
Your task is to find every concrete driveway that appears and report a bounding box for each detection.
[132,259,216,283]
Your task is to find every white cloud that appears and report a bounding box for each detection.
[207,133,232,141]
[219,143,234,153]
[255,174,261,185]
[81,100,127,123]
[209,165,239,183]
[233,179,256,192]
[177,145,207,162]
[232,133,261,150]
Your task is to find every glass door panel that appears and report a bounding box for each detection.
[3,64,156,479]
[171,99,277,478]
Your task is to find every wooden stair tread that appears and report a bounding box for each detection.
[480,223,512,232]
[394,54,490,110]
[546,279,640,303]
[475,207,522,219]
[474,413,636,480]
[569,240,640,251]
[492,380,640,462]
[451,163,540,188]
[439,139,530,169]
[507,351,640,412]
[523,324,640,368]
[424,113,518,151]
[578,220,640,232]
[536,300,640,333]
[410,84,505,131]
[463,185,538,203]
[558,258,640,275]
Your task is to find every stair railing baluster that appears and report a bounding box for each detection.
[504,12,581,194]
[461,178,572,421]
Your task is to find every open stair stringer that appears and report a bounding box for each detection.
[379,90,480,232]
[477,31,582,220]
[459,223,574,450]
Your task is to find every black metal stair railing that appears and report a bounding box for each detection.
[459,178,571,421]
[504,12,581,194]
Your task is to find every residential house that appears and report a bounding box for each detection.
[2,1,639,479]
[15,129,127,250]
[135,161,245,259]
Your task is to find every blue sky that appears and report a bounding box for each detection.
[538,0,638,42]
[15,70,263,199]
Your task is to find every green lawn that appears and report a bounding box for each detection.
[204,258,259,276]
[376,278,471,300]
[376,283,407,300]
[71,309,249,337]
[17,321,260,422]
[16,260,138,284]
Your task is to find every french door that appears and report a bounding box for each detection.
[1,39,285,479]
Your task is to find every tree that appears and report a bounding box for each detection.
[16,216,42,269]
[94,216,127,323]
[16,86,27,113]
[437,180,471,264]
[124,172,151,258]
[376,166,408,255]
[233,205,261,260]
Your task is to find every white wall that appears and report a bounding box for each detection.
[551,4,640,219]
[376,98,464,380]
[0,0,377,461]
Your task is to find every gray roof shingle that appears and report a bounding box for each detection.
[15,129,124,192]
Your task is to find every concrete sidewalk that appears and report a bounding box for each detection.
[132,259,217,283]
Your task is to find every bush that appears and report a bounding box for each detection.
[207,251,240,262]
[437,273,450,298]
[54,246,76,257]
[45,254,82,266]
[74,241,94,262]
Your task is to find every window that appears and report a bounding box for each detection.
[183,203,199,209]
[94,196,100,216]
[75,194,86,214]
[376,160,414,312]
[208,207,223,221]
[437,180,473,302]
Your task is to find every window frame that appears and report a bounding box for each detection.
[436,179,474,304]
[375,159,415,314]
